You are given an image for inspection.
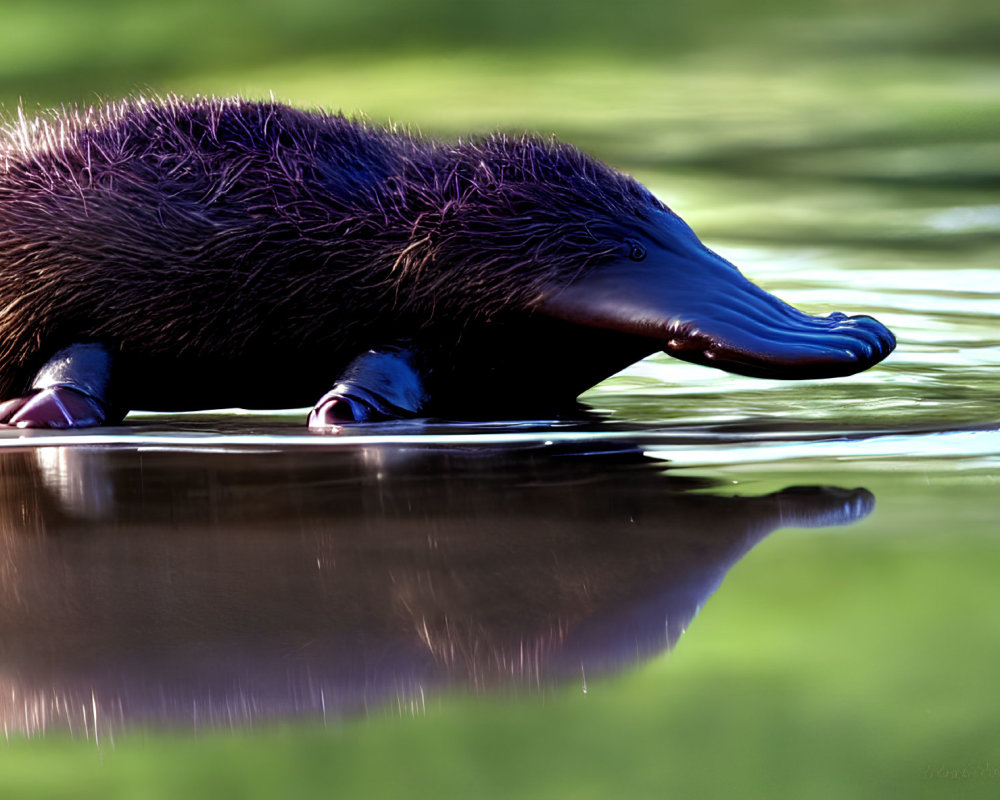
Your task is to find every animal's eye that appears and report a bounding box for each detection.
[627,241,646,262]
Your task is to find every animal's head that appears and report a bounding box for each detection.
[381,134,894,410]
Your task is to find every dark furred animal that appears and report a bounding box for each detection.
[0,96,896,429]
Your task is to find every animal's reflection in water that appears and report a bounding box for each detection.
[0,443,873,736]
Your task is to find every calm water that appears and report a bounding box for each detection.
[1,46,999,800]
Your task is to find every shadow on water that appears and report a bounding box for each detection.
[0,442,873,737]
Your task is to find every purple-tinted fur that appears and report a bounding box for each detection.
[0,96,662,398]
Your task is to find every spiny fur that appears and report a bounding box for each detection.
[0,95,663,398]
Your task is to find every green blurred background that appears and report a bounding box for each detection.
[2,1,999,798]
[4,0,997,254]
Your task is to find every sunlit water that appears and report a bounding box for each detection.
[0,72,997,764]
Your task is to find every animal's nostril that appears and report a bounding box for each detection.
[849,315,897,357]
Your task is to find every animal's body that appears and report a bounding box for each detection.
[0,96,895,429]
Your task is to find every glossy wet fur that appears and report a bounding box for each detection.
[0,96,895,428]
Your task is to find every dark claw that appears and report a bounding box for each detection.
[0,384,108,429]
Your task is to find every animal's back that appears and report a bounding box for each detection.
[0,97,407,400]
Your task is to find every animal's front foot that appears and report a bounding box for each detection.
[0,384,108,429]
[308,346,428,433]
[307,390,386,432]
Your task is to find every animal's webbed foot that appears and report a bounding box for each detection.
[0,343,118,430]
[0,384,108,429]
[308,346,427,432]
[308,390,388,429]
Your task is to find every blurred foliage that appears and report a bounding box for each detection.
[0,0,998,110]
